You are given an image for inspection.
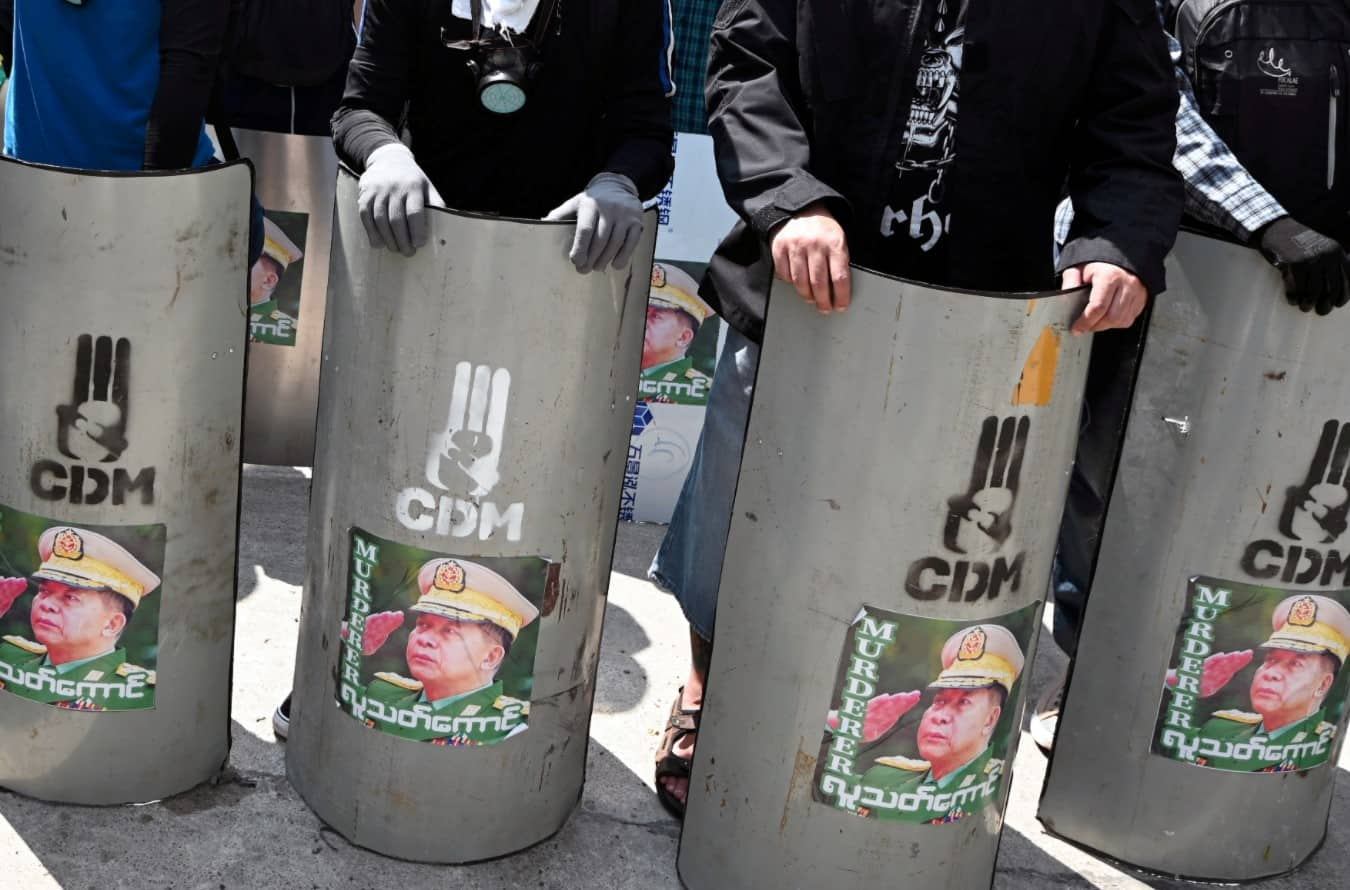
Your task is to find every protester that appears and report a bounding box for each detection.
[218,0,357,137]
[1032,0,1350,752]
[272,0,674,738]
[651,0,1184,818]
[2,0,263,263]
[4,0,224,172]
[331,0,674,270]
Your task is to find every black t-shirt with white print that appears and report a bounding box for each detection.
[880,0,967,285]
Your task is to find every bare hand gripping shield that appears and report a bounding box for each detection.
[0,156,252,804]
[286,168,657,862]
[1040,231,1350,881]
[677,271,1091,889]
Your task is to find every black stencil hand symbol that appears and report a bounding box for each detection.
[56,335,130,463]
[1280,420,1350,545]
[944,416,1029,556]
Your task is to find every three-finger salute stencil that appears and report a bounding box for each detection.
[1280,420,1350,547]
[904,415,1033,604]
[945,416,1029,558]
[396,360,526,542]
[427,363,511,499]
[58,335,132,464]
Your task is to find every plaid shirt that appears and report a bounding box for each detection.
[1058,1,1286,245]
[669,0,720,133]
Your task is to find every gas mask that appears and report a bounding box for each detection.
[441,0,561,115]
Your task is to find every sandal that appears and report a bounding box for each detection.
[654,686,700,820]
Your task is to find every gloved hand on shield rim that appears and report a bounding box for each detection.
[545,172,645,274]
[1256,216,1350,316]
[358,142,446,257]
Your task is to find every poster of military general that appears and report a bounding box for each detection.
[248,210,308,347]
[639,260,720,407]
[1153,576,1350,773]
[0,504,165,711]
[335,527,551,746]
[813,602,1039,824]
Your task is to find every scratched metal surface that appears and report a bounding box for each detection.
[0,157,252,803]
[1041,231,1350,881]
[237,130,339,468]
[286,169,657,862]
[677,271,1091,889]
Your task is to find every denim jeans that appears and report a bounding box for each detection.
[648,326,759,641]
[651,312,1143,651]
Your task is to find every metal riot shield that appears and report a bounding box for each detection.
[235,130,338,466]
[285,169,658,862]
[1039,231,1350,881]
[677,272,1091,889]
[0,156,252,804]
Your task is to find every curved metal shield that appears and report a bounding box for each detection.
[285,169,658,862]
[677,272,1091,889]
[0,156,252,804]
[1039,231,1350,881]
[236,130,339,466]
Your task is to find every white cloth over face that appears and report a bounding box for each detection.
[450,0,543,34]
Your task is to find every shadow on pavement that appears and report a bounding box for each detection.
[995,826,1099,889]
[0,719,681,890]
[610,522,667,581]
[595,601,653,715]
[237,465,311,598]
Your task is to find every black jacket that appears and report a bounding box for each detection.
[704,0,1184,342]
[332,0,674,216]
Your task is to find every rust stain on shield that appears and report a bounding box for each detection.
[781,742,816,835]
[1012,325,1060,407]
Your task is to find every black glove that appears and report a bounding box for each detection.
[1256,217,1350,315]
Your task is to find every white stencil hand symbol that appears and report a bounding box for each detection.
[427,362,511,498]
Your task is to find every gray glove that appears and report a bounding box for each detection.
[545,172,644,273]
[357,143,445,256]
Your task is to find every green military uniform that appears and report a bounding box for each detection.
[249,216,304,346]
[1177,594,1350,773]
[340,556,542,747]
[641,262,715,406]
[0,635,155,710]
[357,673,527,746]
[0,525,161,712]
[857,746,1003,823]
[1193,708,1336,772]
[820,622,1027,821]
[248,300,298,346]
[639,357,713,405]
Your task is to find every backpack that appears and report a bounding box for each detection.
[226,0,356,88]
[1169,0,1350,235]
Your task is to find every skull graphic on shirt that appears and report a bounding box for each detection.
[900,27,964,170]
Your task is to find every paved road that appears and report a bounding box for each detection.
[0,466,1343,889]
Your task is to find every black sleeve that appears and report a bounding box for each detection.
[1,0,15,79]
[144,0,231,171]
[599,0,675,200]
[1057,0,1184,295]
[704,0,848,239]
[331,0,412,171]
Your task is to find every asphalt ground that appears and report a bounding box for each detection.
[0,465,1344,889]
